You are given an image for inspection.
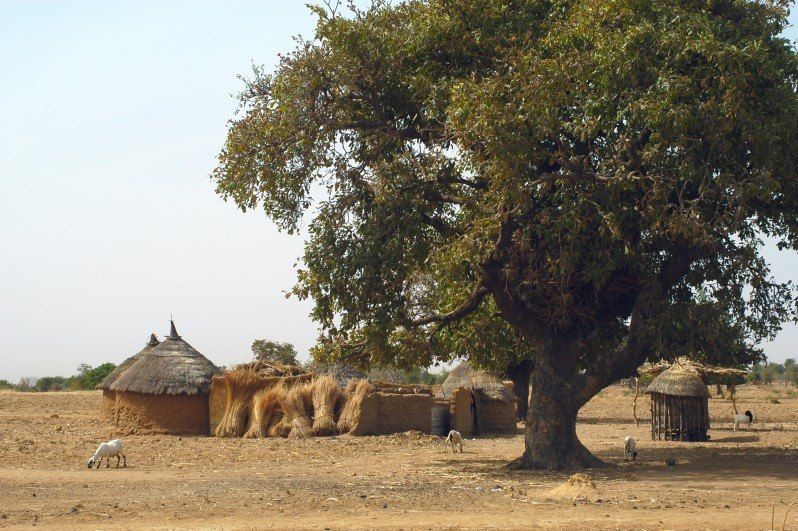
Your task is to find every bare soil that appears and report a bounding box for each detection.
[1,384,797,529]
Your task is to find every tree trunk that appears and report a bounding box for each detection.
[509,356,605,471]
[506,359,534,421]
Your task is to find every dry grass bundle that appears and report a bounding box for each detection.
[337,379,373,433]
[312,376,341,435]
[243,386,283,438]
[214,368,265,438]
[278,382,315,438]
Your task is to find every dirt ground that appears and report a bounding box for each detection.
[1,384,797,530]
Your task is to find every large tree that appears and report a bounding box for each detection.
[214,0,798,469]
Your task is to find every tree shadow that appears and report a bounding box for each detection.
[427,445,798,483]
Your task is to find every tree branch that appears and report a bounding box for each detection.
[408,283,489,327]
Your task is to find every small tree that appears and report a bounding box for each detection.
[251,340,299,366]
[79,363,116,390]
[17,377,36,391]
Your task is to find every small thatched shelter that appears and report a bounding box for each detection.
[101,321,221,435]
[645,363,710,441]
[439,362,516,435]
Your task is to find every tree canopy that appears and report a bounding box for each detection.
[251,339,300,366]
[214,0,798,469]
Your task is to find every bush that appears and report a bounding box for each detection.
[79,363,116,390]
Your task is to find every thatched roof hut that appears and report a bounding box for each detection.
[439,362,516,434]
[97,333,160,390]
[101,321,221,435]
[645,363,710,441]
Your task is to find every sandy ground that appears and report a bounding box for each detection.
[1,384,797,530]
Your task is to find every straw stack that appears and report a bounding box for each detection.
[312,376,341,435]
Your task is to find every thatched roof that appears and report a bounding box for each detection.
[638,357,747,379]
[96,333,160,390]
[644,364,710,398]
[439,361,514,402]
[307,361,366,388]
[108,321,221,395]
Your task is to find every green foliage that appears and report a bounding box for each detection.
[784,359,798,387]
[214,0,797,410]
[36,376,69,392]
[79,363,116,390]
[0,379,15,390]
[367,365,450,384]
[251,340,299,366]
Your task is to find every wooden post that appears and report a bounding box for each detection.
[633,377,640,427]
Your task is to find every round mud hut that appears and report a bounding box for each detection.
[645,364,710,442]
[100,321,221,435]
[439,361,516,435]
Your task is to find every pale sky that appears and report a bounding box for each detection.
[1,1,797,381]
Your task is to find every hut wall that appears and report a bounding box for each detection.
[108,390,210,435]
[450,387,475,437]
[474,394,516,434]
[649,392,709,442]
[349,392,432,435]
[101,390,117,424]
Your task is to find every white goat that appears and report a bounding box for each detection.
[624,436,638,461]
[87,439,126,469]
[733,410,754,431]
[445,430,463,453]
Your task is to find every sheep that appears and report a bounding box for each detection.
[733,410,754,431]
[445,430,463,453]
[624,436,638,461]
[87,439,126,469]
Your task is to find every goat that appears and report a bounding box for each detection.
[445,430,463,453]
[624,436,638,461]
[733,410,754,431]
[87,439,126,469]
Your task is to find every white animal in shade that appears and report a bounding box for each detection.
[624,436,638,461]
[446,430,464,453]
[87,439,127,469]
[733,410,754,431]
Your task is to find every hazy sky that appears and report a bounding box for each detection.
[1,2,797,381]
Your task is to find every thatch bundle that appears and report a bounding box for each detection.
[278,382,315,438]
[214,368,266,437]
[337,379,374,433]
[312,376,341,435]
[243,386,283,438]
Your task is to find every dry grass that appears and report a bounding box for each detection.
[337,379,373,433]
[243,386,283,439]
[312,376,341,436]
[213,368,265,438]
[278,381,315,438]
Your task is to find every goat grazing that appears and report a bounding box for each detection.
[87,439,126,469]
[733,410,754,431]
[446,430,463,453]
[624,436,638,461]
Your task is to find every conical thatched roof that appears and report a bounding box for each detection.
[108,321,221,395]
[97,333,160,390]
[644,364,710,398]
[439,361,514,401]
